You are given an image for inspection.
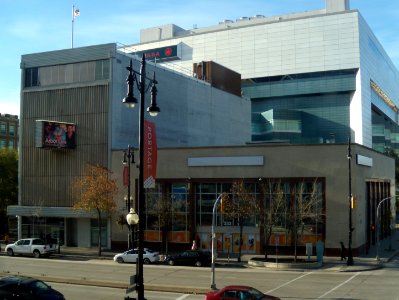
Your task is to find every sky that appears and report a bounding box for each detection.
[1,0,399,116]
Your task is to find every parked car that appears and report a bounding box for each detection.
[165,250,211,267]
[113,248,160,264]
[0,275,65,300]
[5,238,57,258]
[205,285,280,300]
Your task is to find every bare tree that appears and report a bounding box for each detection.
[72,164,118,256]
[287,180,323,261]
[224,180,260,262]
[147,192,174,255]
[259,180,286,259]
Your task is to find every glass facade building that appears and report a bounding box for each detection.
[244,69,356,144]
[129,1,399,154]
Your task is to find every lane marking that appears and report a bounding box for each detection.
[175,294,190,300]
[317,272,360,299]
[266,272,313,293]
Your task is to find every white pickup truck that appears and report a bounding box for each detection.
[5,238,57,258]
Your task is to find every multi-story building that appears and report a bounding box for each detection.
[10,43,249,247]
[8,0,396,256]
[0,113,19,149]
[129,0,399,153]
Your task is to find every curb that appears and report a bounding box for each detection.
[0,272,211,295]
[337,263,384,272]
[248,259,322,269]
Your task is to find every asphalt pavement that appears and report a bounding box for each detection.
[1,226,399,294]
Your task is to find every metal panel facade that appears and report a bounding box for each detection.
[20,85,109,207]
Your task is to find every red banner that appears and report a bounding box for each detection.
[143,120,157,189]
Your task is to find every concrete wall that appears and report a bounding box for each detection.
[111,52,251,150]
[111,143,395,253]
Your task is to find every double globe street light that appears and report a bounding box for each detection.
[122,54,160,300]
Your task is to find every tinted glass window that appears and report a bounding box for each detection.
[27,280,51,292]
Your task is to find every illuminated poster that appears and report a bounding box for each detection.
[36,120,76,149]
[248,234,255,253]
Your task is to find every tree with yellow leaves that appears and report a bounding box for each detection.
[72,164,118,256]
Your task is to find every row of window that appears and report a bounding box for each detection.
[0,139,17,149]
[371,104,399,153]
[142,180,325,242]
[0,122,17,136]
[24,59,110,88]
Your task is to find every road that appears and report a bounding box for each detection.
[49,283,204,300]
[1,255,399,300]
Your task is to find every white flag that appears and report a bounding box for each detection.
[74,9,80,17]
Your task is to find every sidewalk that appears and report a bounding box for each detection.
[42,226,399,272]
[1,227,398,272]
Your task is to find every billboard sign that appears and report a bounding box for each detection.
[35,120,76,149]
[135,44,180,61]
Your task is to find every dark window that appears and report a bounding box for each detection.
[32,239,44,245]
[25,67,38,87]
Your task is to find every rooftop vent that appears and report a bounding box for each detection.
[219,19,234,24]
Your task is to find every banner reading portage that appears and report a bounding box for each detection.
[143,120,157,188]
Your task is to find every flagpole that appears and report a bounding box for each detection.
[71,5,75,48]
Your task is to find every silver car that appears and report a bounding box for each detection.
[113,248,160,264]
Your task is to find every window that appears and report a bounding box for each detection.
[223,290,238,298]
[262,179,325,245]
[9,124,15,136]
[0,140,6,148]
[32,239,44,245]
[0,123,6,135]
[144,183,190,233]
[195,183,231,226]
[170,183,189,231]
[24,67,38,87]
[144,184,163,231]
[24,60,110,88]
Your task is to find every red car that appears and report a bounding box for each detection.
[205,285,280,300]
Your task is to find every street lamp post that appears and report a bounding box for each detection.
[376,196,395,260]
[122,54,160,300]
[347,138,354,266]
[123,145,135,249]
[126,208,139,296]
[211,194,224,290]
